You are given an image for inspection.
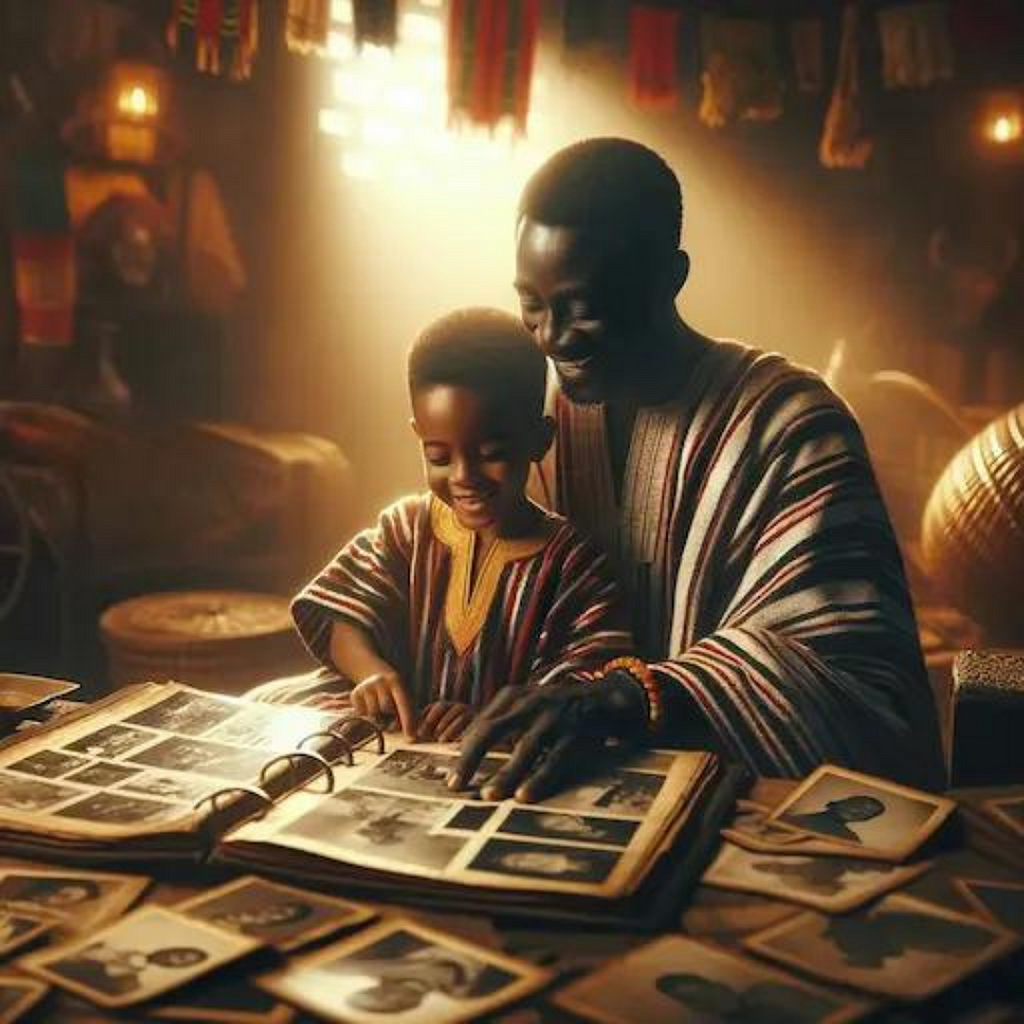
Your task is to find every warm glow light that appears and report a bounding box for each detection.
[987,112,1022,144]
[117,84,157,118]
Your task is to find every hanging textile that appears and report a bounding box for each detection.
[790,17,824,94]
[11,156,75,348]
[353,0,398,50]
[698,16,782,127]
[628,5,682,110]
[285,0,331,55]
[877,1,953,90]
[447,0,541,133]
[820,2,873,169]
[166,0,259,81]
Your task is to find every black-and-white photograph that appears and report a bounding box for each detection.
[468,837,619,885]
[125,692,242,737]
[207,706,336,753]
[54,791,189,827]
[65,724,156,760]
[125,736,268,782]
[704,842,931,912]
[0,975,47,1023]
[769,766,955,860]
[0,772,82,813]
[0,910,53,958]
[0,868,148,930]
[280,788,465,873]
[538,769,664,819]
[5,749,90,779]
[23,906,261,1009]
[499,809,638,848]
[745,892,1017,1000]
[116,772,216,803]
[65,761,143,788]
[259,918,549,1024]
[356,749,504,802]
[957,878,1024,934]
[177,876,373,952]
[438,805,495,832]
[555,933,867,1024]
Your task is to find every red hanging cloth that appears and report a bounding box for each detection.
[447,0,541,133]
[628,4,682,110]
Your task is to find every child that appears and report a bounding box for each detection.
[250,308,632,741]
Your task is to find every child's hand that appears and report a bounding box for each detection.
[417,701,475,743]
[349,671,415,740]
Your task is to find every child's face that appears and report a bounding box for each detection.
[412,384,545,538]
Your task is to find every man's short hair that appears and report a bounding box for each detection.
[408,307,547,418]
[518,137,682,260]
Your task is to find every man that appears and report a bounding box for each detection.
[450,137,943,802]
[781,794,886,843]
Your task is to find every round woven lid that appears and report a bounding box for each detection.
[100,590,294,653]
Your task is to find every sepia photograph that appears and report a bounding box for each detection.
[956,878,1024,934]
[0,772,82,814]
[64,724,157,760]
[125,692,242,737]
[207,706,337,753]
[279,787,465,874]
[767,766,956,860]
[22,905,261,1008]
[437,805,495,833]
[355,749,504,802]
[125,736,268,782]
[0,868,148,931]
[0,974,48,1024]
[54,791,189,827]
[177,875,374,952]
[5,749,90,779]
[116,771,217,803]
[468,838,619,885]
[537,768,665,819]
[704,841,931,912]
[65,761,143,788]
[0,909,54,958]
[744,892,1018,1000]
[555,933,869,1024]
[982,795,1024,840]
[498,809,638,848]
[259,917,549,1024]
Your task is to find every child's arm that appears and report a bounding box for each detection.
[329,620,416,740]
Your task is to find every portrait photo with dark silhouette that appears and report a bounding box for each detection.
[744,893,1017,1000]
[0,868,149,930]
[769,766,954,859]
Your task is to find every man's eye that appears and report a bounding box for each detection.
[518,295,542,314]
[569,300,596,320]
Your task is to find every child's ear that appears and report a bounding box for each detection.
[532,415,555,461]
[409,416,421,438]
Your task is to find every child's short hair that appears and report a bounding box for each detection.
[408,307,547,418]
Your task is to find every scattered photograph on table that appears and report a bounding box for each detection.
[537,768,664,819]
[177,875,374,952]
[22,905,261,1009]
[0,868,148,931]
[125,736,268,782]
[554,933,869,1024]
[280,788,465,872]
[125,692,240,736]
[498,809,638,848]
[956,878,1024,934]
[468,838,619,885]
[54,791,189,827]
[744,892,1017,1000]
[982,796,1024,841]
[0,975,47,1023]
[152,976,295,1023]
[5,749,90,779]
[0,773,81,813]
[64,761,143,788]
[64,724,155,760]
[258,917,550,1024]
[704,841,931,912]
[437,805,495,833]
[0,909,53,957]
[356,749,504,802]
[767,765,955,860]
[116,772,216,803]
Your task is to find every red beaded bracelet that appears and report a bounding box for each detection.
[600,656,663,731]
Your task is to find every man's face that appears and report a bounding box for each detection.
[412,384,541,537]
[829,796,885,823]
[514,218,649,404]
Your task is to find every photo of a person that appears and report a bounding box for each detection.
[54,790,188,827]
[65,761,142,788]
[499,809,637,848]
[126,736,267,782]
[116,772,213,803]
[0,875,101,909]
[0,870,149,932]
[64,724,155,760]
[356,750,503,802]
[50,942,208,998]
[126,692,240,737]
[782,795,885,844]
[469,838,618,885]
[6,749,89,779]
[0,773,82,814]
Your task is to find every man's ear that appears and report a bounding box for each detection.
[532,415,555,461]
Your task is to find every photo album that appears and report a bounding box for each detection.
[0,681,734,926]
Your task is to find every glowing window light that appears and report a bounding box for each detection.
[987,112,1023,145]
[117,84,157,118]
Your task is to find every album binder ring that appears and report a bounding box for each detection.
[298,730,354,767]
[260,750,336,793]
[335,714,386,753]
[193,785,274,826]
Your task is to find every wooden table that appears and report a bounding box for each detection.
[12,779,1024,1023]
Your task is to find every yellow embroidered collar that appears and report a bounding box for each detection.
[430,497,558,656]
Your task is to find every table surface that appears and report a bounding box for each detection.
[11,779,1024,1024]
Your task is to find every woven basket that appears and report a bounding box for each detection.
[921,405,1024,644]
[100,590,308,695]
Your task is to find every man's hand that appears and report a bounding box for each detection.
[417,701,475,743]
[349,671,416,740]
[447,674,649,803]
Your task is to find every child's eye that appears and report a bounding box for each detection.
[481,448,508,462]
[424,451,450,467]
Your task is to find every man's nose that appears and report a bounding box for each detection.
[450,456,479,485]
[536,311,567,354]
